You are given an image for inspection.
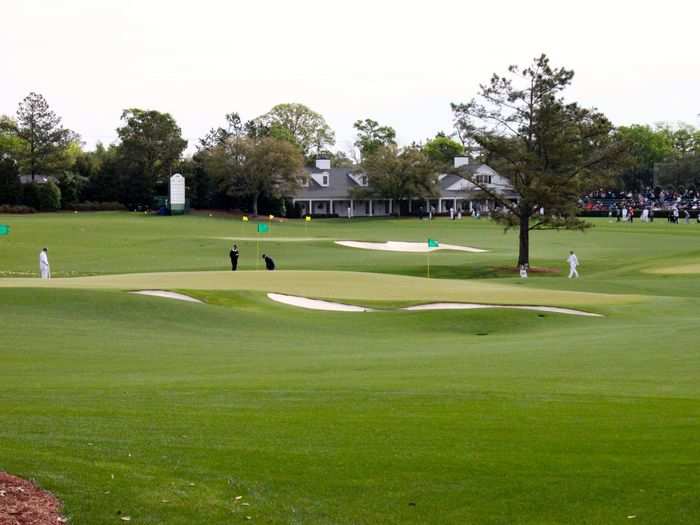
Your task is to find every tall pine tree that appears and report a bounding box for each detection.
[16,92,72,181]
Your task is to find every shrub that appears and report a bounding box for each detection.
[0,158,22,205]
[57,172,88,207]
[67,201,126,212]
[0,204,36,214]
[36,181,62,211]
[22,181,62,211]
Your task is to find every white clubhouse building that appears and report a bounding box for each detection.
[292,157,518,217]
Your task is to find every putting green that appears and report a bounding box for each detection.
[646,262,700,274]
[0,270,641,308]
[212,236,332,242]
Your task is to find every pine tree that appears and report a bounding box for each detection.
[16,92,72,181]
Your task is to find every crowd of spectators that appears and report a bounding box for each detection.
[579,188,700,216]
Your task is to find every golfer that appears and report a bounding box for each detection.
[567,250,580,279]
[229,244,239,271]
[262,253,275,271]
[39,247,51,279]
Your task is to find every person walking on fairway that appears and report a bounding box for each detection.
[39,247,50,279]
[567,250,580,279]
[229,244,239,271]
[262,253,275,271]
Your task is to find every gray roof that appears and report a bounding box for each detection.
[294,167,361,199]
[19,175,57,184]
[293,163,516,200]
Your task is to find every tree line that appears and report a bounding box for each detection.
[1,55,699,264]
[1,85,697,216]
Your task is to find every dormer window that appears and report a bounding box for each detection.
[475,175,492,184]
[310,172,330,187]
[348,173,369,187]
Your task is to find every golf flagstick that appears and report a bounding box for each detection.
[256,238,260,270]
[426,238,438,278]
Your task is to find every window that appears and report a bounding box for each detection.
[475,175,492,184]
[361,175,368,186]
[322,174,329,186]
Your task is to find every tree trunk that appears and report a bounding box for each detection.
[517,213,530,266]
[252,193,259,216]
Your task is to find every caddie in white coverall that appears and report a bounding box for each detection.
[567,250,579,279]
[39,247,51,279]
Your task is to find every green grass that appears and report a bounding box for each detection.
[1,212,700,524]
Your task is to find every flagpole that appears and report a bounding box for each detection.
[256,238,260,271]
[427,251,430,279]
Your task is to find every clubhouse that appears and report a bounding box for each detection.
[292,157,518,217]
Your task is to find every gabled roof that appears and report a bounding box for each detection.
[292,162,516,200]
[295,167,365,199]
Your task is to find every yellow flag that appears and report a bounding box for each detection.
[305,215,311,222]
[269,214,274,220]
[242,216,249,222]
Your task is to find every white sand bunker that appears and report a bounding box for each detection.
[130,290,202,303]
[267,294,600,317]
[267,293,372,312]
[335,240,487,253]
[403,303,602,317]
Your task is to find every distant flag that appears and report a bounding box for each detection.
[268,214,274,220]
[257,223,269,233]
[305,216,311,222]
[242,216,249,222]
[428,238,439,248]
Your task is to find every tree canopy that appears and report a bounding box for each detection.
[422,133,464,166]
[14,92,74,180]
[254,103,335,159]
[452,54,626,266]
[201,134,303,215]
[353,118,396,158]
[116,109,187,206]
[356,145,438,215]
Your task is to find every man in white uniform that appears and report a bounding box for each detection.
[567,250,579,279]
[39,247,51,279]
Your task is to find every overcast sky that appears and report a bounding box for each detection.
[3,0,699,155]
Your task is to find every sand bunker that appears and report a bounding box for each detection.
[266,293,600,317]
[335,240,487,253]
[403,303,602,317]
[130,290,202,303]
[267,293,372,312]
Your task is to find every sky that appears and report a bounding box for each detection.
[3,0,699,155]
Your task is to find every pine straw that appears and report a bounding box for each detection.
[0,472,65,525]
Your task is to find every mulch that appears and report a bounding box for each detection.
[0,472,65,525]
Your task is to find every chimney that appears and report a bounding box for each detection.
[454,156,469,168]
[316,159,331,170]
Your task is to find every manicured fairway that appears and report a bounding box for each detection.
[1,212,700,524]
